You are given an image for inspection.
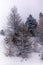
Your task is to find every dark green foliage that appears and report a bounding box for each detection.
[25,14,37,36]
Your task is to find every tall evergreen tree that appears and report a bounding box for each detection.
[5,7,32,58]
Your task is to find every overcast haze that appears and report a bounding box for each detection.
[0,0,43,29]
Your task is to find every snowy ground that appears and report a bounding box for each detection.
[0,0,43,65]
[0,35,43,65]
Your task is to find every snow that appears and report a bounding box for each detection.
[0,36,43,65]
[0,0,43,65]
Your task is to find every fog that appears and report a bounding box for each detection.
[0,0,43,29]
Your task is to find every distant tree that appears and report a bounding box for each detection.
[0,29,4,35]
[25,14,37,36]
[39,12,43,18]
[37,12,43,43]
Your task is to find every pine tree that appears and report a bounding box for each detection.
[5,7,32,58]
[25,14,37,36]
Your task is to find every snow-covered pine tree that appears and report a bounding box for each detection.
[5,7,32,58]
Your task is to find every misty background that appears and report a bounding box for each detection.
[0,0,43,29]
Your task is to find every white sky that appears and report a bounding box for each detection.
[0,0,43,29]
